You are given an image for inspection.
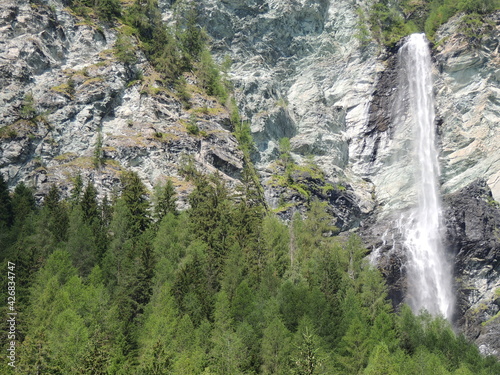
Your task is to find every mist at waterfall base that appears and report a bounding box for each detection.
[396,34,455,320]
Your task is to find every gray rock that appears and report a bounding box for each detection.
[0,0,243,204]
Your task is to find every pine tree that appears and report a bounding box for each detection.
[80,181,109,261]
[153,179,178,222]
[210,290,247,375]
[70,173,84,204]
[233,164,266,283]
[261,214,290,279]
[0,174,13,257]
[188,172,234,288]
[172,241,212,325]
[176,0,206,63]
[335,316,370,374]
[231,280,254,323]
[121,170,151,237]
[81,182,100,225]
[11,182,36,229]
[363,343,399,375]
[137,281,179,374]
[261,317,292,375]
[43,184,69,243]
[0,174,13,228]
[67,206,97,277]
[292,317,332,375]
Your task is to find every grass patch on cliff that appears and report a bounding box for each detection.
[51,79,76,98]
[54,152,78,162]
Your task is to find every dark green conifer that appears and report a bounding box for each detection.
[0,174,13,228]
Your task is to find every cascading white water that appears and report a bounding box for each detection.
[399,33,454,320]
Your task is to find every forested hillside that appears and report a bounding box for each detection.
[1,171,500,374]
[2,0,500,373]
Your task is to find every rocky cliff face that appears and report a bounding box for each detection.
[444,180,500,357]
[1,0,500,358]
[0,0,243,204]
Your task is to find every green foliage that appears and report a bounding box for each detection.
[363,0,500,46]
[67,206,97,277]
[261,316,292,374]
[69,0,121,22]
[120,170,151,236]
[20,93,37,121]
[43,184,69,243]
[114,33,137,64]
[5,172,500,375]
[153,179,178,221]
[93,133,104,169]
[186,118,200,135]
[197,49,228,102]
[96,0,121,21]
[364,343,399,375]
[355,8,373,48]
[0,174,13,229]
[175,0,206,63]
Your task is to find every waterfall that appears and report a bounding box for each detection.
[399,33,454,320]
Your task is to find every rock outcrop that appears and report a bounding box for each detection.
[444,180,500,357]
[435,13,500,202]
[0,0,243,204]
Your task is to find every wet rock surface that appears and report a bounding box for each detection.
[363,179,500,358]
[444,179,500,357]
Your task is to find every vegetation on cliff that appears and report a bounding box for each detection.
[360,0,500,46]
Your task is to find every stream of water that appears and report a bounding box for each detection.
[399,33,454,320]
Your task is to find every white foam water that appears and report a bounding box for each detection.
[398,33,454,320]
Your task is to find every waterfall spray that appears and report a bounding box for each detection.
[399,33,454,320]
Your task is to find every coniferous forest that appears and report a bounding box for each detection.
[1,168,500,374]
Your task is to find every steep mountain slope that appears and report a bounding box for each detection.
[1,0,500,358]
[0,0,243,204]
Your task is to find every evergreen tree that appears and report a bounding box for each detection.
[364,343,399,375]
[233,164,266,283]
[80,181,109,261]
[172,241,212,325]
[292,317,332,375]
[138,281,179,374]
[188,172,234,288]
[153,179,178,222]
[210,290,247,375]
[81,181,100,225]
[175,0,206,63]
[0,174,13,257]
[231,280,254,323]
[43,184,69,243]
[0,174,12,228]
[261,214,290,279]
[335,315,370,374]
[121,170,151,237]
[153,212,190,284]
[66,205,97,277]
[261,316,292,375]
[18,250,110,374]
[70,173,84,204]
[11,182,36,228]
